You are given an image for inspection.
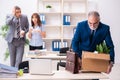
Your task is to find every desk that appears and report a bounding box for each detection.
[0,71,109,80]
[26,51,66,60]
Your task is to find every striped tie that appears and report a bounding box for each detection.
[16,19,20,39]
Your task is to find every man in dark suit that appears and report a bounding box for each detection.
[72,11,115,74]
[6,6,29,68]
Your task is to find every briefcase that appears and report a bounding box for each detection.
[65,51,79,74]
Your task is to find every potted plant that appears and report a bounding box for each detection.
[0,25,29,61]
[46,5,52,12]
[96,41,110,54]
[0,25,9,60]
[82,41,110,72]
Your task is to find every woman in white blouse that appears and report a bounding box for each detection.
[28,13,46,50]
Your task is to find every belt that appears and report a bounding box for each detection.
[13,37,24,40]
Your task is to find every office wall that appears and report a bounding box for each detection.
[88,0,120,63]
[0,0,37,25]
[97,0,120,63]
[0,0,37,64]
[0,0,120,64]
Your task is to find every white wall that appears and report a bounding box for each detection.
[87,0,120,63]
[0,0,37,64]
[0,0,37,25]
[97,0,120,63]
[0,0,120,64]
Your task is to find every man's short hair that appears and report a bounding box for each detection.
[88,11,100,18]
[14,6,21,10]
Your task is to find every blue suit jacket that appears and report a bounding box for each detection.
[72,20,115,62]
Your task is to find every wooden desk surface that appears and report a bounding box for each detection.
[0,71,109,80]
[26,51,66,60]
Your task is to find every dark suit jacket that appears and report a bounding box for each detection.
[5,14,29,43]
[72,20,115,62]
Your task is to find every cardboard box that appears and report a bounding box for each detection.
[81,51,110,72]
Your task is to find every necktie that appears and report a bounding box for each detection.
[16,19,20,39]
[90,30,95,42]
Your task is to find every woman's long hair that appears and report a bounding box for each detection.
[31,13,42,27]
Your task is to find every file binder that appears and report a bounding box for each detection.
[42,41,46,49]
[63,41,68,47]
[39,14,46,25]
[63,15,70,25]
[52,40,68,51]
[52,40,60,51]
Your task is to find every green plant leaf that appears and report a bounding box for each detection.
[99,44,103,53]
[4,48,9,61]
[0,25,8,38]
[0,24,29,61]
[46,5,52,8]
[96,41,110,54]
[96,45,99,52]
[25,39,29,45]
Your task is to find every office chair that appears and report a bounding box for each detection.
[57,47,69,70]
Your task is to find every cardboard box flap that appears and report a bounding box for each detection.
[82,51,110,60]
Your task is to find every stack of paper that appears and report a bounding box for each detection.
[0,63,18,78]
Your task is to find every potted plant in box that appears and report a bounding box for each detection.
[82,41,110,72]
[96,41,110,54]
